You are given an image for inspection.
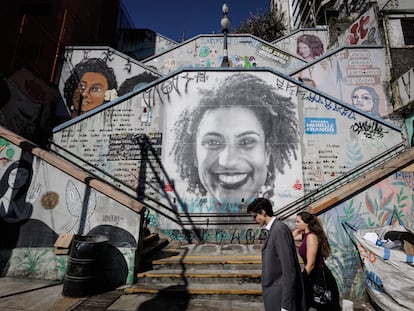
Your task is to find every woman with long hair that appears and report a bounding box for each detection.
[293,211,340,310]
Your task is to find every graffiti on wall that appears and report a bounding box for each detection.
[143,35,306,74]
[58,48,159,120]
[322,168,414,299]
[273,29,329,61]
[295,47,390,116]
[339,7,381,46]
[0,136,141,282]
[53,69,403,231]
[338,7,381,46]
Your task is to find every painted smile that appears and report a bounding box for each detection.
[217,173,250,188]
[82,100,92,106]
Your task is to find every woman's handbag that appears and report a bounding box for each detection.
[312,266,332,305]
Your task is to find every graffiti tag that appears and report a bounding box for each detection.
[350,121,388,139]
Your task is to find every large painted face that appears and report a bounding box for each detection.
[298,42,312,60]
[196,106,269,204]
[73,72,108,114]
[8,167,29,189]
[352,88,374,113]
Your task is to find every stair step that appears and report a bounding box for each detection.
[151,254,261,270]
[125,282,262,296]
[131,243,266,308]
[138,268,262,278]
[137,268,261,285]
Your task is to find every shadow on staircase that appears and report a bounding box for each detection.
[123,243,264,311]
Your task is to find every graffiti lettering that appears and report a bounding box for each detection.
[257,45,289,65]
[180,72,197,91]
[350,121,388,139]
[306,93,356,120]
[231,230,241,243]
[274,78,298,95]
[161,76,180,95]
[101,48,115,62]
[394,171,414,189]
[141,75,183,106]
[347,15,370,45]
[102,214,122,225]
[196,72,207,83]
[165,228,267,244]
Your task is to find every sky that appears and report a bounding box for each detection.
[121,0,271,43]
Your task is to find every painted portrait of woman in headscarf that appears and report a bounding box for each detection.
[0,160,33,223]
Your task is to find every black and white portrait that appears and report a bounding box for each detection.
[162,72,303,216]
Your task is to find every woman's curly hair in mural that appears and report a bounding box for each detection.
[63,58,118,106]
[170,73,299,198]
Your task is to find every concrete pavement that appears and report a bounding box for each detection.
[0,242,378,310]
[0,276,378,310]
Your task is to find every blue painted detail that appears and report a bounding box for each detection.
[383,248,390,260]
[304,118,337,134]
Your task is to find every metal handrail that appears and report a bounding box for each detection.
[276,142,406,220]
[48,138,406,226]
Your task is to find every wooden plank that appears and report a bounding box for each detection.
[311,147,414,214]
[0,127,144,214]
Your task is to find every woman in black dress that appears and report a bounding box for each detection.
[293,211,340,311]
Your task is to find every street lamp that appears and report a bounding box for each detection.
[220,3,230,67]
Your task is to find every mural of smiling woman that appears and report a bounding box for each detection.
[171,73,299,211]
[63,58,118,118]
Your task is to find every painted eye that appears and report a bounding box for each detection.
[91,86,103,93]
[238,137,257,149]
[202,140,224,150]
[239,138,254,145]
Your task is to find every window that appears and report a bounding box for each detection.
[401,18,414,45]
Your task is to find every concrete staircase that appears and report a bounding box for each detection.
[121,243,264,311]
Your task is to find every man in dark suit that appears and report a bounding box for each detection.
[247,198,305,311]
